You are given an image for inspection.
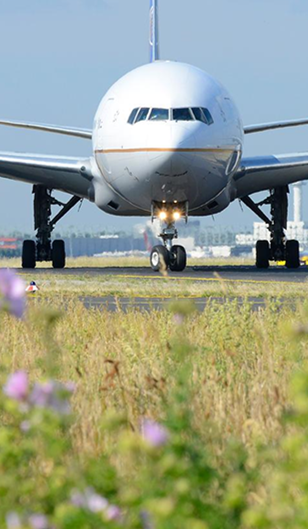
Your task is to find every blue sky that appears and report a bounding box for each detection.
[0,0,308,232]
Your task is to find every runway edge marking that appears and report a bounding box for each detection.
[112,273,302,286]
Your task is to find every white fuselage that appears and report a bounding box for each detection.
[92,61,244,217]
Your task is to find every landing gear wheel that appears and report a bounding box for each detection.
[256,240,270,269]
[52,240,66,269]
[150,245,170,272]
[22,240,36,269]
[169,245,187,272]
[286,240,300,269]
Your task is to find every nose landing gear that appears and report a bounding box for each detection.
[150,220,187,273]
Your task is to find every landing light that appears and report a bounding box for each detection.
[173,211,181,221]
[159,211,167,221]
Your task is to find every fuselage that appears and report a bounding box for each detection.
[92,61,244,217]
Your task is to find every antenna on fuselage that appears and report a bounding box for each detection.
[149,0,159,62]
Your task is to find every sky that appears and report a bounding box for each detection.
[0,0,308,233]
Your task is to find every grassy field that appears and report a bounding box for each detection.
[0,293,305,454]
[2,259,308,527]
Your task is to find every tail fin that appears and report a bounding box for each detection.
[149,0,159,62]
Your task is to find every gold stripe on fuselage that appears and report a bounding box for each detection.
[95,147,235,154]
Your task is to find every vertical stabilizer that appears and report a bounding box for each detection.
[149,0,159,62]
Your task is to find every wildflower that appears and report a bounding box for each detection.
[140,510,153,529]
[173,313,185,326]
[71,488,108,513]
[0,269,25,319]
[30,380,74,415]
[71,488,122,521]
[141,419,169,447]
[20,420,31,432]
[6,513,21,529]
[70,490,86,508]
[3,371,28,402]
[106,505,122,522]
[28,514,49,529]
[6,513,50,529]
[86,490,109,513]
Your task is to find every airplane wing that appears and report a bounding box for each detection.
[0,152,94,198]
[244,118,308,134]
[234,153,308,198]
[0,120,92,139]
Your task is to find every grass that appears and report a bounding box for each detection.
[1,295,307,457]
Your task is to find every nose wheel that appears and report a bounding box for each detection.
[169,245,187,272]
[150,245,170,271]
[150,244,187,272]
[150,219,187,272]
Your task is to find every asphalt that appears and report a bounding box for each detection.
[17,265,308,312]
[79,295,289,312]
[17,264,308,284]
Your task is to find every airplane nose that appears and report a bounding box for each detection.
[147,123,196,177]
[170,123,196,175]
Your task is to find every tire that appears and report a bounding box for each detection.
[169,245,187,272]
[52,240,66,269]
[150,245,170,272]
[256,240,270,269]
[286,240,300,269]
[22,240,36,269]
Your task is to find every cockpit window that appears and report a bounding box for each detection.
[149,108,169,121]
[191,108,206,124]
[172,108,194,121]
[135,108,150,123]
[202,108,214,125]
[128,107,213,125]
[127,108,139,125]
[191,107,214,125]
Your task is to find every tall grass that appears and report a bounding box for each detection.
[3,292,308,527]
[0,298,304,455]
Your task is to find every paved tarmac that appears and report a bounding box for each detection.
[18,265,308,311]
[79,295,290,312]
[18,265,308,284]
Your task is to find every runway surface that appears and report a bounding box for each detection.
[79,295,291,312]
[18,265,308,284]
[18,265,307,311]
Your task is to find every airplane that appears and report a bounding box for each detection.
[1,0,308,271]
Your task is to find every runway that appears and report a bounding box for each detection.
[18,265,307,311]
[18,265,308,284]
[79,295,292,312]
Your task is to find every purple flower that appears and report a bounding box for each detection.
[71,488,108,513]
[173,313,185,326]
[141,419,169,447]
[71,490,86,508]
[3,371,29,402]
[0,269,25,319]
[140,510,154,529]
[106,505,122,522]
[70,489,121,519]
[28,514,49,529]
[86,491,109,513]
[6,513,22,529]
[30,381,74,415]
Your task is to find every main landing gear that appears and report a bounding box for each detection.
[150,202,188,272]
[242,186,300,269]
[22,186,81,269]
